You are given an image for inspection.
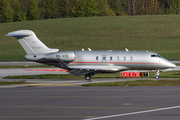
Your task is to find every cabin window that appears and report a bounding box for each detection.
[124,56,126,61]
[130,56,133,61]
[110,56,112,61]
[103,57,106,60]
[117,56,119,61]
[96,56,98,61]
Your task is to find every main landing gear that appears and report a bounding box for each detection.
[85,75,91,80]
[155,69,160,79]
[85,73,94,81]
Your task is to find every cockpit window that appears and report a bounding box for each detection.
[151,54,162,58]
[151,55,157,57]
[157,54,162,58]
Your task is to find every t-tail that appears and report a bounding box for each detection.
[6,30,59,55]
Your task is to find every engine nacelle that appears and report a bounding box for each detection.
[45,51,75,61]
[25,54,46,61]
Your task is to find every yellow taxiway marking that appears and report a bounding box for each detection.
[15,83,83,86]
[0,106,159,110]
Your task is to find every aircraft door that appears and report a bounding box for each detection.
[102,55,106,63]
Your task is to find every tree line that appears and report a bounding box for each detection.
[0,0,180,23]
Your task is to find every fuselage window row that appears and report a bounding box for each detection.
[95,56,135,61]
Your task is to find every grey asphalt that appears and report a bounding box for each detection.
[0,86,180,120]
[0,68,69,78]
[0,61,42,66]
[0,62,180,120]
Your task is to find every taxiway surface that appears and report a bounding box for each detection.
[0,86,180,120]
[0,68,69,78]
[0,66,180,120]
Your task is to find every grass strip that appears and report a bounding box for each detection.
[82,80,180,86]
[0,81,27,85]
[4,71,180,79]
[2,15,180,60]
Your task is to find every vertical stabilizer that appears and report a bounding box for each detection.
[6,30,59,55]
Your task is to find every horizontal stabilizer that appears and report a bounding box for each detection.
[6,30,31,37]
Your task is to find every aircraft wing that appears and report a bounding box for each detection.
[56,58,129,76]
[67,66,129,76]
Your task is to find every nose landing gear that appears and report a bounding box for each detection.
[155,69,160,79]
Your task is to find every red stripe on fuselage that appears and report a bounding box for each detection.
[35,61,165,65]
[25,69,68,72]
[70,62,165,65]
[106,62,166,65]
[70,62,102,64]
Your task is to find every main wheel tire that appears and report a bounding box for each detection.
[85,75,91,80]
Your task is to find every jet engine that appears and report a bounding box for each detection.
[45,51,75,61]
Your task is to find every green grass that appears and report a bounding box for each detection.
[0,81,26,85]
[82,80,180,86]
[1,15,180,60]
[4,71,180,79]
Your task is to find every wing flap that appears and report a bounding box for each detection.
[68,69,93,76]
[68,66,129,76]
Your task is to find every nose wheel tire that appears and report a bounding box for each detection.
[155,75,159,79]
[85,75,91,80]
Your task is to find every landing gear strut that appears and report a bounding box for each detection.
[155,69,160,79]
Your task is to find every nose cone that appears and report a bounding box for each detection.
[168,62,176,68]
[172,63,176,68]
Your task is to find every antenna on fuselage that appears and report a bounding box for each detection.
[125,48,129,51]
[88,48,92,51]
[82,48,84,51]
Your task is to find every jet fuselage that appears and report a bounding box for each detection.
[25,50,176,72]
